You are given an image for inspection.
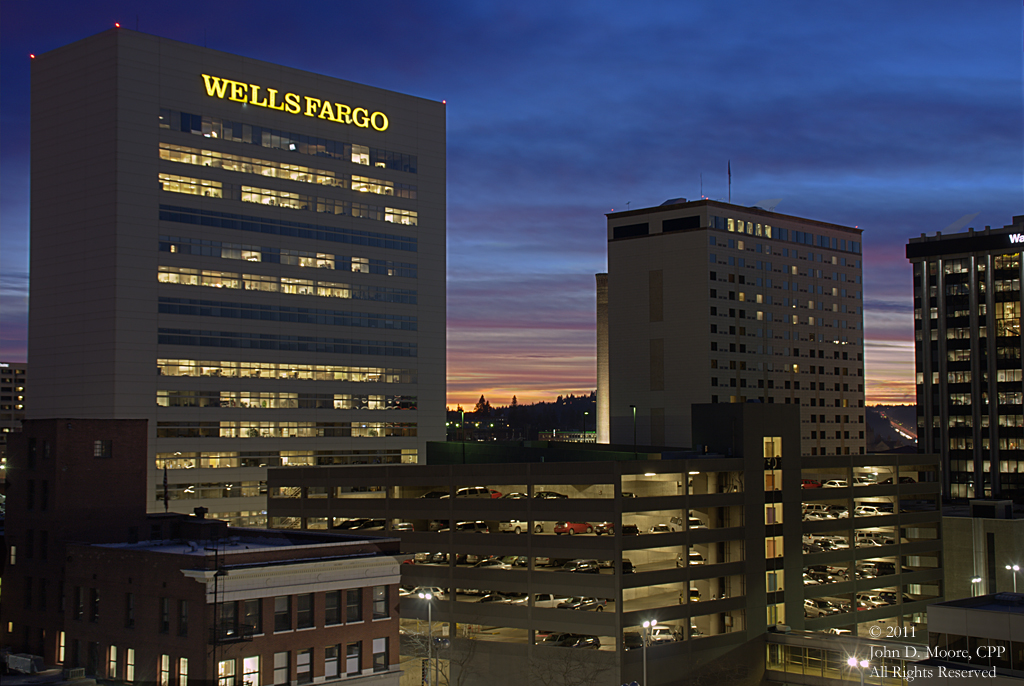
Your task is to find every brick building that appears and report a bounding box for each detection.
[2,418,404,686]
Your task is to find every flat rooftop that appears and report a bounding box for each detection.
[933,592,1024,614]
[90,528,398,556]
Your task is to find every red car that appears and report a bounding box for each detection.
[554,521,593,535]
[801,479,821,489]
[594,522,614,535]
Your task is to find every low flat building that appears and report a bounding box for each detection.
[63,522,404,686]
[941,500,1024,600]
[917,591,1024,684]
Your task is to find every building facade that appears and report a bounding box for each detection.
[28,29,446,524]
[600,199,865,457]
[0,361,27,464]
[906,217,1024,500]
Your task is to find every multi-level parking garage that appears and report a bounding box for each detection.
[266,405,942,686]
[799,453,943,637]
[268,455,755,649]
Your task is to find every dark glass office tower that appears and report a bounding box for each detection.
[907,217,1024,499]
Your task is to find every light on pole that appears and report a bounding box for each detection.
[847,657,869,686]
[642,619,657,685]
[971,577,983,596]
[1006,565,1020,592]
[418,593,433,686]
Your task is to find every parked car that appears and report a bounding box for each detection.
[594,521,615,535]
[541,633,600,649]
[676,551,705,567]
[679,587,701,603]
[554,521,593,535]
[854,504,893,517]
[419,490,448,499]
[877,591,914,604]
[498,519,541,534]
[623,632,644,650]
[621,491,638,498]
[622,524,640,535]
[501,491,528,499]
[621,559,635,574]
[649,625,679,643]
[473,558,512,570]
[648,523,673,534]
[561,559,600,573]
[533,593,573,608]
[857,593,888,607]
[410,586,446,600]
[822,480,849,488]
[801,479,822,488]
[476,593,513,603]
[804,599,830,618]
[392,522,414,531]
[534,491,568,499]
[441,486,501,499]
[802,503,833,520]
[556,597,606,611]
[879,476,916,484]
[438,520,489,533]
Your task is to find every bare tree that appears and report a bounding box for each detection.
[402,632,480,686]
[529,648,614,686]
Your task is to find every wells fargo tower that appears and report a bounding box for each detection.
[28,28,446,523]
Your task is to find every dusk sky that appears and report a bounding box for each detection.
[1,1,1021,409]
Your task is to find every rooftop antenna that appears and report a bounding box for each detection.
[942,212,980,233]
[626,201,630,211]
[700,173,703,198]
[727,160,731,203]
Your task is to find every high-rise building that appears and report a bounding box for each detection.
[0,361,27,462]
[906,217,1024,500]
[599,199,866,456]
[27,29,446,524]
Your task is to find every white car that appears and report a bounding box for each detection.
[411,586,446,600]
[531,593,572,608]
[822,480,849,488]
[498,519,542,534]
[649,625,679,644]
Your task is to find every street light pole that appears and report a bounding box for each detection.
[642,619,657,685]
[630,405,637,459]
[1006,565,1020,592]
[847,657,869,686]
[419,593,433,686]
